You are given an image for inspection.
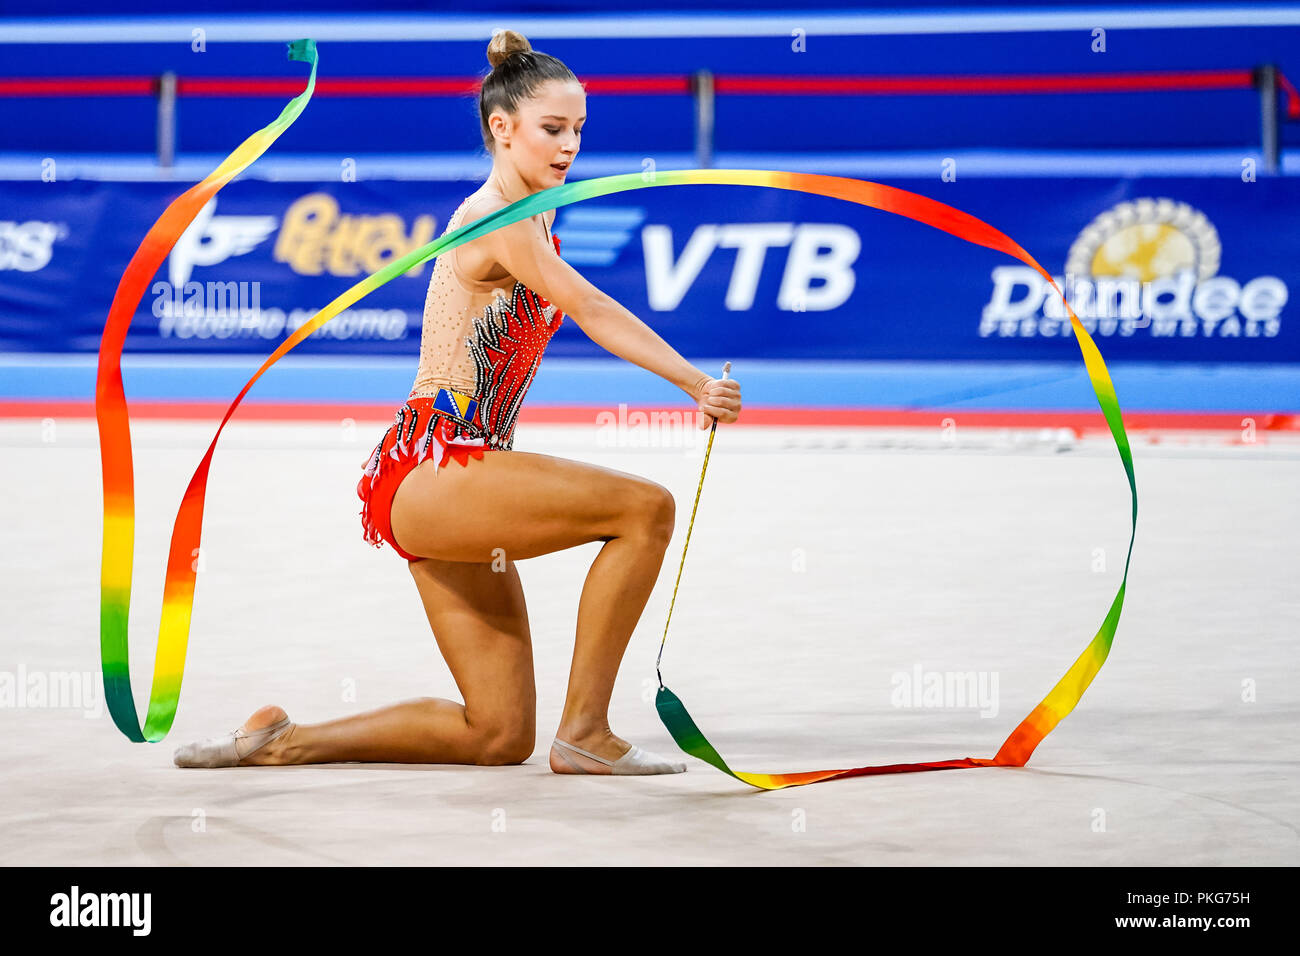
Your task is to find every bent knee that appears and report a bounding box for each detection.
[621,480,674,545]
[473,729,536,766]
[643,482,676,544]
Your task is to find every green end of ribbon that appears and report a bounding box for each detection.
[656,684,735,778]
[287,38,317,63]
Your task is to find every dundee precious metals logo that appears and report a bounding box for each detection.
[981,198,1287,340]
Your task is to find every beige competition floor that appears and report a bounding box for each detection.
[2,415,1297,866]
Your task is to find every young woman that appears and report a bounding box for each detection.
[173,29,742,775]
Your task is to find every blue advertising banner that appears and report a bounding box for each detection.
[1,175,1296,362]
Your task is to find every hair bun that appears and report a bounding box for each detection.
[487,29,532,69]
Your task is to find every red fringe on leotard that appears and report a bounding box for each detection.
[356,398,489,553]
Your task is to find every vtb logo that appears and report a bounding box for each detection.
[555,208,860,312]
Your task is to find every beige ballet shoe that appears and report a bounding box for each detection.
[173,715,294,768]
[550,737,687,775]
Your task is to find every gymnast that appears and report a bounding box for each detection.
[174,28,741,775]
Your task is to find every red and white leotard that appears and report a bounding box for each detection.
[407,189,565,449]
[357,189,566,558]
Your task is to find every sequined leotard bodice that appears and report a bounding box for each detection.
[407,191,565,450]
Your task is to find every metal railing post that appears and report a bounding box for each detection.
[156,71,177,168]
[692,69,714,169]
[1255,63,1279,175]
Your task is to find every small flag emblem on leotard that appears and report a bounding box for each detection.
[434,387,478,423]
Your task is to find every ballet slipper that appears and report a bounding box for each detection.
[173,715,294,768]
[550,737,687,775]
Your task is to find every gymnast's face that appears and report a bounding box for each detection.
[490,79,585,192]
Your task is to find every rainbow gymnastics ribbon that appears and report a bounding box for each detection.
[97,40,318,742]
[98,43,1135,787]
[658,348,1133,788]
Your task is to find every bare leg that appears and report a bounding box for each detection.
[238,448,673,768]
[397,449,676,767]
[242,557,535,766]
[551,523,673,761]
